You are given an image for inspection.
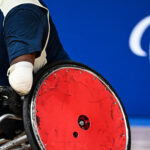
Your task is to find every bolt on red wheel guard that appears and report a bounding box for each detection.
[29,62,130,150]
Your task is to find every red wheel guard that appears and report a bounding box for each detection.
[31,67,129,150]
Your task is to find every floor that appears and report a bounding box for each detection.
[131,126,150,150]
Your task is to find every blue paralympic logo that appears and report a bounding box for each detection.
[129,16,150,61]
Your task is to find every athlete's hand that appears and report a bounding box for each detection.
[7,61,33,96]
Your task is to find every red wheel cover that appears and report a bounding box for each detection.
[31,67,129,150]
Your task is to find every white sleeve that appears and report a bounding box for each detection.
[0,0,46,17]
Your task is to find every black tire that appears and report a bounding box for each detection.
[23,60,131,150]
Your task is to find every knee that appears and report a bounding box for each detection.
[7,61,33,96]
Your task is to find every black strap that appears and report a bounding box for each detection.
[0,86,22,116]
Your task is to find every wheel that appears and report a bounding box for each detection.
[23,61,131,150]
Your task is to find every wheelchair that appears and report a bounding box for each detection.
[0,61,131,150]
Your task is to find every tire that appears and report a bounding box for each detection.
[23,60,131,150]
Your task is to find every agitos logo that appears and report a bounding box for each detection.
[129,16,150,60]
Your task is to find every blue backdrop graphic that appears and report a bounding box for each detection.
[44,0,150,117]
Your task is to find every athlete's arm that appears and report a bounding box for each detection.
[4,5,46,95]
[7,54,36,96]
